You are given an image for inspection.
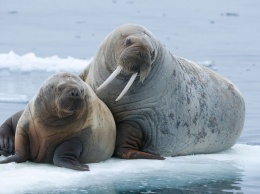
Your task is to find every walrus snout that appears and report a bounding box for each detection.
[57,86,85,117]
[119,49,151,78]
[65,87,84,103]
[69,88,82,97]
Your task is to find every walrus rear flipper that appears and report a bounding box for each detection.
[115,123,165,160]
[53,138,89,171]
[115,148,165,160]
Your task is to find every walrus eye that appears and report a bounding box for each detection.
[57,85,64,93]
[151,50,155,60]
[125,38,132,47]
[80,89,84,95]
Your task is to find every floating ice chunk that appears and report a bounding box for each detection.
[198,60,218,70]
[0,51,91,73]
[0,144,259,193]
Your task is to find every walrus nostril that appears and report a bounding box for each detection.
[71,91,79,97]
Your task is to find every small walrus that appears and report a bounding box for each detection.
[0,72,116,171]
[79,24,245,160]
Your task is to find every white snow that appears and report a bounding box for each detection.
[0,144,259,193]
[0,51,91,73]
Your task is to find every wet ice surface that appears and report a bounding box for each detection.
[0,144,260,194]
[0,0,260,193]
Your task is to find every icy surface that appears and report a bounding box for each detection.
[0,144,259,194]
[0,51,90,73]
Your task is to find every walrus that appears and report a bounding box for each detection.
[79,23,245,159]
[0,72,116,171]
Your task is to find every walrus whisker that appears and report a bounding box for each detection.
[97,65,123,92]
[115,72,138,101]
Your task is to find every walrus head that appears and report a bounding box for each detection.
[117,35,154,82]
[38,73,88,120]
[97,24,156,101]
[55,81,85,118]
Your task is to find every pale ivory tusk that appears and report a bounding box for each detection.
[115,73,138,101]
[97,66,123,92]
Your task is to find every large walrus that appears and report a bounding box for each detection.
[0,72,116,171]
[79,23,245,159]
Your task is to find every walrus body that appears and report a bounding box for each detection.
[80,24,245,159]
[0,72,116,170]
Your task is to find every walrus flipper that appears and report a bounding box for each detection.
[53,138,89,171]
[115,123,165,160]
[0,127,30,164]
[0,110,24,156]
[115,148,165,160]
[0,153,28,164]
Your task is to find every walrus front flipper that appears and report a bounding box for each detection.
[115,123,165,160]
[115,148,165,160]
[0,153,28,164]
[0,110,24,156]
[53,138,89,171]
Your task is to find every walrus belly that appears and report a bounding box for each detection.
[141,58,245,156]
[101,56,245,157]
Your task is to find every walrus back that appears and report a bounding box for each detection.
[143,56,245,156]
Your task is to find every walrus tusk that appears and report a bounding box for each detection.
[115,73,138,101]
[97,66,123,92]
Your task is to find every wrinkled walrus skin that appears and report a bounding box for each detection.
[0,72,116,171]
[79,24,245,159]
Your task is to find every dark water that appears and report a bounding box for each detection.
[15,153,244,193]
[28,179,243,194]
